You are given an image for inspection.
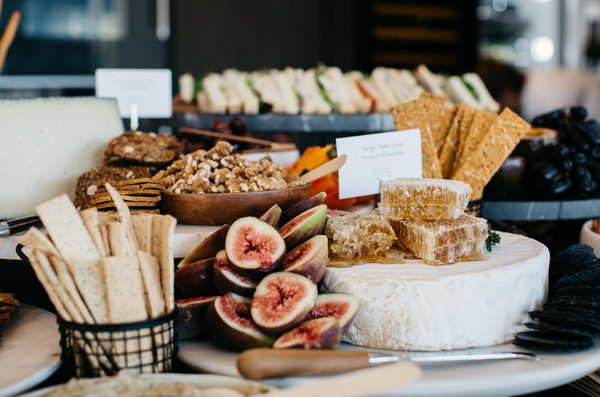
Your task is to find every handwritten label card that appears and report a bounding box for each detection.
[336,129,422,199]
[95,69,172,118]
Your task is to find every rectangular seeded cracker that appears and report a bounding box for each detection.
[452,110,498,177]
[103,256,148,323]
[138,250,166,318]
[452,108,530,200]
[20,227,62,259]
[392,100,442,178]
[48,255,95,324]
[108,222,133,257]
[104,183,139,254]
[440,104,477,178]
[35,194,109,323]
[156,215,177,312]
[452,105,477,173]
[132,214,153,254]
[79,208,107,258]
[418,92,457,155]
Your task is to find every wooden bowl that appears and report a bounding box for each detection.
[160,184,312,225]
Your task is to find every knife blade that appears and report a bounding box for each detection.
[0,215,42,238]
[236,348,538,380]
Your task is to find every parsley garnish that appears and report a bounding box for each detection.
[486,222,501,252]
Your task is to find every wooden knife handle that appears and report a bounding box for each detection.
[236,348,370,380]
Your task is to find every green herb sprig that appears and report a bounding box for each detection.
[486,222,501,252]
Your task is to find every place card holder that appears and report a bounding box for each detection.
[57,310,178,378]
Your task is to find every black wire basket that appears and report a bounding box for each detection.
[58,309,178,378]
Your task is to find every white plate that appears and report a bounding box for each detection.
[17,373,275,397]
[0,303,61,397]
[178,339,600,397]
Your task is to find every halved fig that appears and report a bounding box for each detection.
[259,204,282,228]
[282,235,328,283]
[175,296,217,339]
[273,317,342,349]
[279,192,327,228]
[213,250,258,297]
[251,272,318,334]
[178,224,230,268]
[306,293,361,335]
[279,204,327,249]
[174,257,219,298]
[206,292,275,351]
[225,217,286,278]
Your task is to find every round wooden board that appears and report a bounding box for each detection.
[159,184,312,225]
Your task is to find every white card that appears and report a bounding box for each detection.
[95,68,172,118]
[336,129,422,199]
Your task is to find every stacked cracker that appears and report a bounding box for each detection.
[20,184,176,375]
[87,178,165,214]
[380,178,488,266]
[392,93,530,200]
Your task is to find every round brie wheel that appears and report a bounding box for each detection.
[322,232,549,351]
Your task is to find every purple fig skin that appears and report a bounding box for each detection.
[273,317,342,349]
[174,257,219,298]
[226,217,286,279]
[305,293,361,335]
[178,224,230,268]
[206,292,275,351]
[283,235,328,284]
[213,250,257,298]
[251,272,318,334]
[259,204,282,228]
[175,296,217,339]
[279,204,327,250]
[279,192,327,228]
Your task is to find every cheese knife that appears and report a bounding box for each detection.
[0,215,42,238]
[237,348,538,380]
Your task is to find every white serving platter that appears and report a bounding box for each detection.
[0,303,60,397]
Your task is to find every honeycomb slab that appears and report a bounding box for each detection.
[391,213,488,266]
[379,178,471,220]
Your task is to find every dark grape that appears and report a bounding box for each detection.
[565,124,590,152]
[590,146,600,159]
[548,176,572,196]
[558,158,573,172]
[570,106,588,122]
[575,124,600,145]
[539,164,560,182]
[572,152,587,165]
[551,143,570,160]
[531,109,565,129]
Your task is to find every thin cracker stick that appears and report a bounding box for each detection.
[79,208,108,258]
[159,215,177,312]
[108,222,132,257]
[104,183,139,254]
[0,10,20,74]
[131,214,153,254]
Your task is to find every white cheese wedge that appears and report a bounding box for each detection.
[322,232,549,351]
[0,97,123,220]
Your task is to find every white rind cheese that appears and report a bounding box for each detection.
[0,97,124,219]
[322,232,549,351]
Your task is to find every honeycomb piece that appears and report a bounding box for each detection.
[325,212,396,260]
[391,214,488,266]
[379,177,471,220]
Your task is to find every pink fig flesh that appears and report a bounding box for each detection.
[175,296,217,339]
[225,217,286,277]
[305,293,361,335]
[283,235,328,283]
[178,224,230,268]
[206,292,274,351]
[273,317,342,349]
[251,272,317,334]
[174,257,219,298]
[279,204,327,249]
[279,192,327,228]
[213,250,257,298]
[259,204,282,228]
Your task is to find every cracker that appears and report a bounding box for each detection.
[108,222,133,257]
[90,189,162,199]
[48,255,95,324]
[104,183,140,254]
[137,250,166,318]
[79,208,107,258]
[451,108,530,200]
[391,100,442,179]
[452,111,498,177]
[439,104,476,178]
[452,105,477,173]
[132,214,153,254]
[99,224,111,256]
[20,227,61,259]
[158,215,177,312]
[95,183,165,193]
[93,201,158,209]
[34,194,109,323]
[103,256,148,323]
[418,93,456,155]
[90,194,161,205]
[108,178,162,186]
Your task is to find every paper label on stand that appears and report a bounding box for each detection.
[95,69,172,118]
[336,129,422,199]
